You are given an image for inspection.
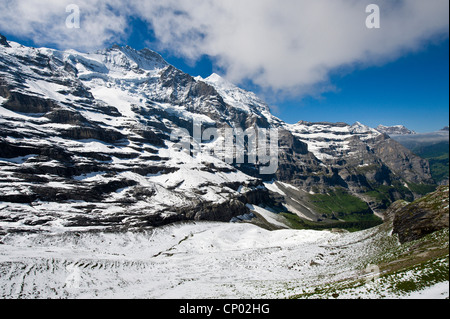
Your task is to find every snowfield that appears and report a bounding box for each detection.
[1,221,447,299]
[0,37,447,300]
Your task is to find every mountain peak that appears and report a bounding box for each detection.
[203,73,272,114]
[98,44,168,71]
[205,73,236,89]
[206,72,223,82]
[0,36,436,234]
[0,33,11,48]
[376,124,416,135]
[351,121,370,130]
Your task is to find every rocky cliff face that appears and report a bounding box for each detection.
[0,35,10,48]
[391,186,449,244]
[0,35,269,232]
[0,34,436,232]
[286,121,433,211]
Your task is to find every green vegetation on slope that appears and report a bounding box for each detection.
[308,187,371,217]
[280,211,383,232]
[289,227,449,299]
[412,141,449,183]
[405,182,438,196]
[280,187,383,232]
[364,180,437,208]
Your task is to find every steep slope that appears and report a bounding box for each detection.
[390,130,449,185]
[0,35,435,232]
[0,34,447,300]
[411,142,449,185]
[0,36,269,233]
[282,121,434,222]
[392,185,449,244]
[288,121,432,188]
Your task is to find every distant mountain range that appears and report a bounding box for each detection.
[388,127,449,150]
[387,128,449,185]
[376,124,416,135]
[375,124,449,136]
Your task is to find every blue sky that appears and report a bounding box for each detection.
[152,38,449,133]
[274,40,449,132]
[1,1,448,133]
[123,18,449,133]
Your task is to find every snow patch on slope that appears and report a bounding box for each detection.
[288,121,381,161]
[1,222,445,299]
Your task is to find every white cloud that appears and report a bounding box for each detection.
[1,0,448,98]
[133,0,449,97]
[0,0,129,51]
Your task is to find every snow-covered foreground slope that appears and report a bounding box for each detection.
[1,221,447,299]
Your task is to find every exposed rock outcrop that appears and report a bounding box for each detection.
[0,34,10,48]
[0,38,438,232]
[392,186,449,243]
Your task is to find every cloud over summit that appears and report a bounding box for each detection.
[1,0,448,98]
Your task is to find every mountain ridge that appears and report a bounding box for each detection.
[0,34,437,233]
[376,124,417,136]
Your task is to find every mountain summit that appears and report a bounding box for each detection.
[376,124,417,135]
[0,34,11,48]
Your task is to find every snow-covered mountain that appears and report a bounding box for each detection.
[376,124,417,136]
[289,121,381,162]
[0,34,447,301]
[0,35,435,233]
[0,37,268,233]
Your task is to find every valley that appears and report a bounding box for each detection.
[0,34,448,299]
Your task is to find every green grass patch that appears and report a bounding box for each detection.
[289,228,449,299]
[364,181,436,206]
[412,141,449,183]
[285,187,384,231]
[429,155,449,183]
[392,256,449,294]
[308,187,371,217]
[406,182,437,196]
[364,185,395,207]
[280,211,382,232]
